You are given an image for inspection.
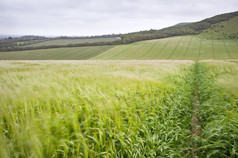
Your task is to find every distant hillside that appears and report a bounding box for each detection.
[25,37,120,47]
[1,11,237,51]
[92,36,238,60]
[0,35,120,51]
[0,36,9,40]
[0,35,47,48]
[120,11,238,43]
[1,36,238,60]
[199,16,238,39]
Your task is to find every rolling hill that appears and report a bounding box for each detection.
[1,11,237,52]
[0,11,237,60]
[199,16,238,39]
[92,36,238,60]
[0,46,114,60]
[120,11,238,43]
[0,36,237,60]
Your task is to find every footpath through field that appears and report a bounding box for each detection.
[0,61,237,157]
[188,62,238,157]
[190,62,202,157]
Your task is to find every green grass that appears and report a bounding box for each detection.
[0,61,197,157]
[92,36,238,60]
[25,37,120,47]
[194,62,238,157]
[0,45,114,60]
[199,16,238,39]
[0,60,238,157]
[202,60,238,96]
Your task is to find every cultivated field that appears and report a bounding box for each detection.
[0,60,237,157]
[92,36,238,60]
[1,35,237,60]
[0,46,114,60]
[25,37,120,47]
[203,60,238,96]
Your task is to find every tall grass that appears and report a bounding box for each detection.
[1,61,237,157]
[195,62,238,157]
[0,61,195,157]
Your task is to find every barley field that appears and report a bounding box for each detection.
[0,60,237,157]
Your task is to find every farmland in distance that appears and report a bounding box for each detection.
[1,35,238,60]
[92,36,238,60]
[0,45,114,60]
[25,37,120,47]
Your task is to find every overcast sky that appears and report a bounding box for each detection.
[0,0,237,36]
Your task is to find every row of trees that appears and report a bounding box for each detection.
[0,35,122,51]
[0,40,122,52]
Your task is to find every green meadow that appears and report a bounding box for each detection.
[0,60,237,157]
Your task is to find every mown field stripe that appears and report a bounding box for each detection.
[84,46,115,59]
[95,44,134,59]
[155,38,172,59]
[141,41,157,58]
[44,47,87,59]
[167,37,182,59]
[132,42,147,58]
[211,40,215,59]
[138,42,159,59]
[112,44,138,59]
[153,39,171,59]
[223,41,233,59]
[180,36,193,60]
[197,40,202,60]
[235,39,238,47]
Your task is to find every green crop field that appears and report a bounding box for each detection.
[203,60,238,96]
[0,60,237,157]
[92,36,238,60]
[25,37,120,47]
[0,45,114,60]
[1,35,237,60]
[1,11,238,158]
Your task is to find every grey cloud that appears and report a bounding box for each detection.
[0,0,237,36]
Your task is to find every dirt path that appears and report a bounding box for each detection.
[191,63,202,157]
